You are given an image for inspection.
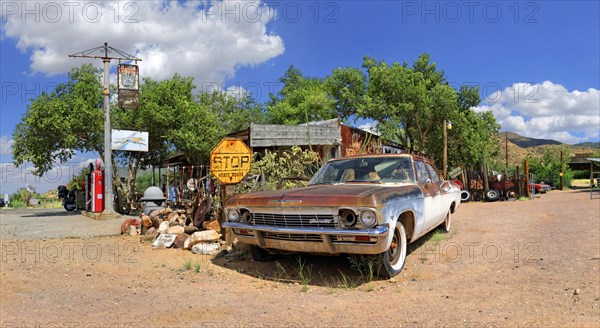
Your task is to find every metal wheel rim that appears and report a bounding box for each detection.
[387,226,404,268]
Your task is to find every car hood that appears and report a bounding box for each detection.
[227,183,422,208]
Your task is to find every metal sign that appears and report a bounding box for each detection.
[117,64,139,109]
[448,167,463,179]
[210,138,252,185]
[111,130,149,152]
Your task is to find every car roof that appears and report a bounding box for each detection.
[326,153,432,163]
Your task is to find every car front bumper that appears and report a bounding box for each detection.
[222,222,390,255]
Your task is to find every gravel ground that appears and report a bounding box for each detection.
[0,208,124,240]
[1,190,599,327]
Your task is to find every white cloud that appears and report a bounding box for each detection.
[1,0,284,85]
[358,121,380,135]
[0,136,14,155]
[473,81,600,144]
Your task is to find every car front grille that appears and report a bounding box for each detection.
[252,213,337,229]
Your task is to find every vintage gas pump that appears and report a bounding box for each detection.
[86,159,105,213]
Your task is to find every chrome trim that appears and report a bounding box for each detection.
[223,222,389,237]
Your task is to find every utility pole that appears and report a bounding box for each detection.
[443,120,452,179]
[560,150,564,190]
[69,43,141,214]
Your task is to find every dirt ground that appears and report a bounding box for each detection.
[1,190,599,327]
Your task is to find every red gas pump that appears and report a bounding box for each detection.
[90,169,104,212]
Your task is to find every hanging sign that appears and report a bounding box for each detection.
[117,64,139,109]
[111,130,149,152]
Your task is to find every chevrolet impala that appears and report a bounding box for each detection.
[223,154,462,277]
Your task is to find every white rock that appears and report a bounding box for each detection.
[191,242,220,255]
[158,221,169,234]
[187,230,222,249]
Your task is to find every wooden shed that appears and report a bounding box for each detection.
[228,118,403,159]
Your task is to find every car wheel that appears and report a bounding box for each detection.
[377,222,407,278]
[506,188,519,200]
[440,210,451,233]
[460,190,471,202]
[64,203,77,212]
[485,189,500,202]
[250,245,277,262]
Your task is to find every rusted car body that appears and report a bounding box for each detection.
[223,154,462,277]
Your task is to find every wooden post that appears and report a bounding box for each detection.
[166,165,170,201]
[443,120,448,179]
[482,156,489,194]
[516,165,521,197]
[525,160,530,199]
[560,150,564,190]
[220,184,236,246]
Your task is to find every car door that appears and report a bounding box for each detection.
[425,161,451,224]
[415,160,444,233]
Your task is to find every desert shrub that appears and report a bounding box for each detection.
[248,146,321,191]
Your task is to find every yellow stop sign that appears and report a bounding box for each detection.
[210,138,252,185]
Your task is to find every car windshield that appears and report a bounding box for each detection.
[308,157,415,185]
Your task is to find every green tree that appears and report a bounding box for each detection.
[325,54,499,170]
[266,66,336,125]
[198,90,266,134]
[12,64,104,175]
[527,145,574,187]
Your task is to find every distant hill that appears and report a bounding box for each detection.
[574,141,600,148]
[497,132,561,148]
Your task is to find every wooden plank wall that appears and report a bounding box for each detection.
[250,122,341,148]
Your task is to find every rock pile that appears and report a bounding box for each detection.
[123,207,223,255]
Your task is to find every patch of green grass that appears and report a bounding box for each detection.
[365,282,375,292]
[295,256,313,286]
[275,261,292,283]
[348,255,381,282]
[430,229,445,243]
[193,262,201,273]
[334,270,360,289]
[183,259,192,271]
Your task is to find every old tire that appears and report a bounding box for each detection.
[64,203,76,212]
[485,189,500,202]
[377,222,407,278]
[440,210,452,233]
[460,190,471,202]
[250,245,277,262]
[506,188,519,200]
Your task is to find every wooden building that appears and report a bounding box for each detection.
[228,118,403,159]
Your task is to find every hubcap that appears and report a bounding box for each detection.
[388,230,400,264]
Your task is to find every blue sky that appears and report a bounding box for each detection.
[1,0,599,194]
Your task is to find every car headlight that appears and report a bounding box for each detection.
[359,209,377,228]
[226,208,240,222]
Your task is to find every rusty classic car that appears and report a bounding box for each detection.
[223,154,462,277]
